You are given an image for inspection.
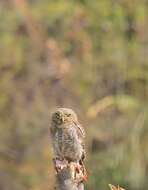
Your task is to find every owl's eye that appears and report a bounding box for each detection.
[66,113,71,117]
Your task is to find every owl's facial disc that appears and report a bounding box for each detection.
[52,108,78,126]
[52,111,64,125]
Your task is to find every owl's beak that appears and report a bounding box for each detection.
[62,116,65,122]
[57,112,65,123]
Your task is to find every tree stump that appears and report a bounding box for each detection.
[52,158,85,190]
[53,153,86,190]
[55,165,84,190]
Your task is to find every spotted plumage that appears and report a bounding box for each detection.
[50,108,85,162]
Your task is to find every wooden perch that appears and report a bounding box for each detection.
[51,138,86,190]
[55,162,84,190]
[52,158,85,190]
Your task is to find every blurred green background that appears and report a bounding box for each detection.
[0,0,148,190]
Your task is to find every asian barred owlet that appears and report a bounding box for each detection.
[50,108,85,163]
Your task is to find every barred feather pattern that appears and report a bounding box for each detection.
[51,122,85,162]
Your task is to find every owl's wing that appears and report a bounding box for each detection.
[50,122,56,139]
[74,122,85,139]
[50,123,61,157]
[73,122,86,161]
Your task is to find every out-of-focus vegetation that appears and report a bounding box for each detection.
[109,184,125,190]
[0,0,148,190]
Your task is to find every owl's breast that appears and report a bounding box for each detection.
[53,129,63,157]
[61,127,83,161]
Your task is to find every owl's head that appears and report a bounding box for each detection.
[51,108,78,126]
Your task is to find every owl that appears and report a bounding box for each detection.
[50,108,85,163]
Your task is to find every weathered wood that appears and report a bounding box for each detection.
[55,167,84,190]
[52,153,85,190]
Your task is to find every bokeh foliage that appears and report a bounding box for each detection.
[0,0,148,190]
